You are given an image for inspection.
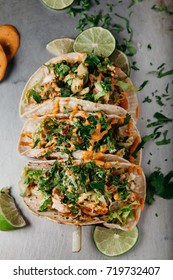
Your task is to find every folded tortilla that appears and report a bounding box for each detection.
[20,159,146,231]
[18,108,141,164]
[19,52,139,120]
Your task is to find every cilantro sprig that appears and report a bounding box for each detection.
[146,170,173,204]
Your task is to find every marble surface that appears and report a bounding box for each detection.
[0,0,173,260]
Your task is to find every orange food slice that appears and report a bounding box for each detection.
[0,24,20,61]
[0,43,8,81]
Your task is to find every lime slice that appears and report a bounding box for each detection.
[93,226,138,256]
[73,27,116,57]
[46,38,74,56]
[110,49,130,76]
[0,188,26,231]
[41,0,74,10]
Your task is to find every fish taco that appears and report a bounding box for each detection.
[19,52,139,120]
[20,158,146,231]
[18,108,141,164]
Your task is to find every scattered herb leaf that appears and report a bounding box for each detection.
[147,112,172,128]
[151,4,173,15]
[138,80,149,91]
[146,170,173,204]
[156,130,171,146]
[128,0,143,9]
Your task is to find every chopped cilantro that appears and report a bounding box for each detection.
[138,80,149,91]
[132,130,161,158]
[131,61,140,71]
[149,65,173,78]
[155,95,164,106]
[147,112,172,128]
[54,62,70,78]
[39,197,52,212]
[128,0,143,8]
[107,3,114,12]
[143,96,152,103]
[156,130,171,146]
[151,4,173,15]
[30,89,42,103]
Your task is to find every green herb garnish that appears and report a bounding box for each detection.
[149,64,173,78]
[138,80,149,91]
[151,4,173,15]
[146,169,173,204]
[128,0,143,9]
[147,112,172,128]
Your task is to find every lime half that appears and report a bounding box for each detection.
[41,0,74,10]
[46,38,74,56]
[0,188,26,231]
[110,49,130,76]
[93,226,138,257]
[73,27,116,57]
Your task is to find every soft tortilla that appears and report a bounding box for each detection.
[19,52,139,120]
[20,159,146,231]
[18,112,142,165]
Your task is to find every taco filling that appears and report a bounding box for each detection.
[21,159,145,229]
[19,109,141,163]
[24,54,136,109]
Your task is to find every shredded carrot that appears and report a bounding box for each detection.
[127,119,133,137]
[119,92,128,110]
[128,165,143,175]
[136,104,140,120]
[82,151,93,160]
[93,160,105,167]
[136,166,143,175]
[128,155,135,163]
[52,99,59,116]
[20,132,32,138]
[118,115,126,125]
[104,162,112,169]
[96,112,102,119]
[139,198,145,210]
[93,152,105,160]
[130,135,141,155]
[134,208,139,221]
[19,141,32,146]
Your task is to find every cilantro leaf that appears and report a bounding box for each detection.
[147,112,172,128]
[39,197,52,212]
[138,80,149,91]
[31,89,42,103]
[54,62,70,77]
[155,130,171,146]
[147,170,173,204]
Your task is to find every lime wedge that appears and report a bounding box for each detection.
[93,226,138,256]
[0,188,26,231]
[110,49,130,76]
[41,0,74,10]
[73,27,116,57]
[46,38,74,56]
